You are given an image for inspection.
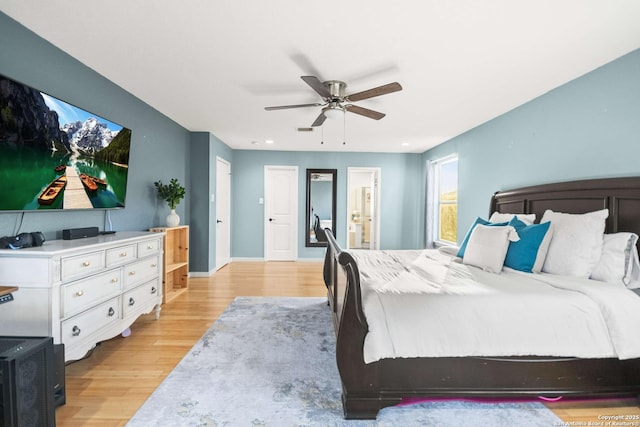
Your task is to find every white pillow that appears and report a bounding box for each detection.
[489,212,536,225]
[625,246,640,289]
[531,224,553,273]
[463,224,520,274]
[591,233,639,285]
[541,209,608,278]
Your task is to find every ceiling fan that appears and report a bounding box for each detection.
[264,76,402,127]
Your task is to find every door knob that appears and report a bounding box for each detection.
[216,220,222,223]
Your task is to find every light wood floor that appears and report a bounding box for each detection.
[55,261,639,426]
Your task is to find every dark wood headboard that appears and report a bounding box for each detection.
[490,177,640,239]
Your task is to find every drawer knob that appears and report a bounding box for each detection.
[75,290,84,297]
[112,278,119,283]
[72,326,81,336]
[147,245,153,249]
[129,271,136,276]
[82,261,91,267]
[151,287,157,294]
[129,297,135,306]
[151,263,157,268]
[108,307,115,317]
[120,252,127,257]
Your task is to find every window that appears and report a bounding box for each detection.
[428,155,458,245]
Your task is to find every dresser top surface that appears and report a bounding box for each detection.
[0,231,161,258]
[0,286,18,296]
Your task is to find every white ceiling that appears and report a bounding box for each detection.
[2,1,640,153]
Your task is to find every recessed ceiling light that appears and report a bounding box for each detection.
[265,139,274,144]
[251,141,259,145]
[401,142,410,146]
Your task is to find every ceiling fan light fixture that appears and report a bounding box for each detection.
[324,106,344,120]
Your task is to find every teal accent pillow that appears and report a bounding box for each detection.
[504,218,552,273]
[456,217,509,258]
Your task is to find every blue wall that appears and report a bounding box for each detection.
[232,150,424,259]
[189,132,234,273]
[423,48,640,244]
[0,12,191,240]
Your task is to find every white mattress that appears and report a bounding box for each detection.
[350,249,640,363]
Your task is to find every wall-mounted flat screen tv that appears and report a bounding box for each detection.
[0,74,131,211]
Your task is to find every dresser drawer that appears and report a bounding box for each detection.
[62,269,122,318]
[61,297,121,344]
[61,250,105,281]
[137,239,160,258]
[106,244,137,267]
[123,280,160,316]
[124,256,160,290]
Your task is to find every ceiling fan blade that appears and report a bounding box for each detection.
[301,76,331,98]
[345,104,386,120]
[311,112,327,127]
[346,82,402,102]
[264,102,324,111]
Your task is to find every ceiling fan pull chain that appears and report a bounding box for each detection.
[320,124,324,145]
[343,112,346,145]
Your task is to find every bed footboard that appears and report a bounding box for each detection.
[323,229,405,418]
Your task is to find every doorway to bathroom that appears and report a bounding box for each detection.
[346,167,380,250]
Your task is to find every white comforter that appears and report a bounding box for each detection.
[350,249,640,363]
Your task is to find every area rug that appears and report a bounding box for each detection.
[127,297,563,426]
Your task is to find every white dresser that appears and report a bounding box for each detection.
[0,232,163,362]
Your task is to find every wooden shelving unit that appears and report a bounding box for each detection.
[149,225,189,303]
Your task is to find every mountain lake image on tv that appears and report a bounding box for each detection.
[0,74,131,211]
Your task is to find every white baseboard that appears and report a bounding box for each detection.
[189,271,214,278]
[230,257,324,262]
[188,257,324,276]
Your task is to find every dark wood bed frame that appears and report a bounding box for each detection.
[323,176,640,419]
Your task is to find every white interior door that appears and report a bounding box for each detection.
[215,157,231,270]
[264,166,298,261]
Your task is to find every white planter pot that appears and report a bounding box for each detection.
[166,209,180,227]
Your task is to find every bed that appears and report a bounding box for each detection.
[322,176,640,419]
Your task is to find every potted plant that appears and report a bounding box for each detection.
[154,178,185,227]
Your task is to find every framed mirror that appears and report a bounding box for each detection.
[306,169,337,247]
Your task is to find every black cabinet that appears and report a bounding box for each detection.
[0,336,62,427]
